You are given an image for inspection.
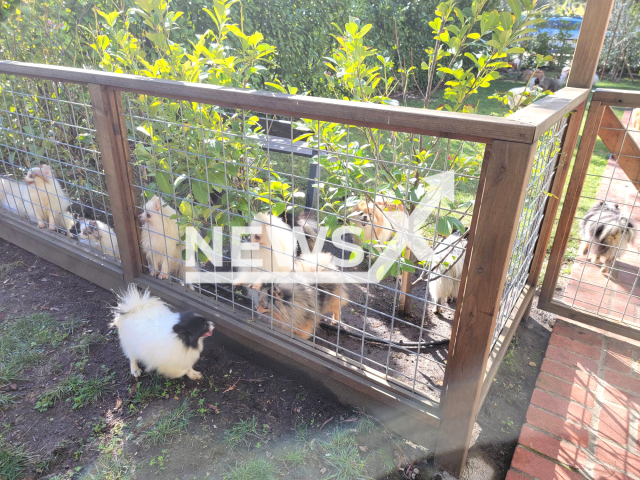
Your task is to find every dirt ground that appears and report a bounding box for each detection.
[0,238,555,480]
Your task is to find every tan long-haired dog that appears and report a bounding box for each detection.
[253,252,347,340]
[348,199,404,249]
[139,195,183,280]
[0,164,72,231]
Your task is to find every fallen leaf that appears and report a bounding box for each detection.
[223,377,240,394]
[208,404,220,414]
[9,384,17,391]
[529,361,536,367]
[359,446,368,452]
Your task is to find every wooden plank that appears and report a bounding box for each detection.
[508,87,590,140]
[543,300,640,342]
[0,212,124,291]
[435,140,538,477]
[89,84,143,282]
[598,105,640,189]
[566,0,615,89]
[134,274,441,426]
[592,88,640,107]
[479,285,534,407]
[538,102,606,306]
[0,61,537,144]
[527,100,588,286]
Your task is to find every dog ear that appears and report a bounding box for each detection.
[151,196,161,211]
[40,164,52,177]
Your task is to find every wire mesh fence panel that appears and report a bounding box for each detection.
[0,75,119,262]
[493,117,569,346]
[120,92,485,401]
[554,106,640,324]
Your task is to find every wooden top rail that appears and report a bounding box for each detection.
[508,87,590,138]
[592,88,640,108]
[0,60,584,145]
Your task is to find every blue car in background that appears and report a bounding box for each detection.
[538,16,582,46]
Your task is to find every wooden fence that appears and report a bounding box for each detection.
[0,59,588,476]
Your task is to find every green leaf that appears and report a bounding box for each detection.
[437,216,466,236]
[155,171,173,195]
[507,0,522,20]
[192,181,210,205]
[272,202,286,216]
[356,24,372,38]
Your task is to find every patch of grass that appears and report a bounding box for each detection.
[225,416,260,450]
[0,435,35,480]
[35,370,115,412]
[140,400,193,446]
[84,420,132,480]
[0,261,22,280]
[294,418,308,442]
[224,459,278,480]
[0,313,83,386]
[0,393,16,409]
[281,445,308,467]
[239,389,251,400]
[128,375,164,410]
[356,417,375,435]
[321,429,369,480]
[69,332,109,354]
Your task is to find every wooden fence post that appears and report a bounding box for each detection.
[435,140,538,477]
[567,0,616,88]
[89,84,142,283]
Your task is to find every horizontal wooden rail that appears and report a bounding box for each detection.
[0,60,563,145]
[508,87,590,139]
[592,88,640,107]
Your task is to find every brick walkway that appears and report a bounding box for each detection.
[507,320,640,480]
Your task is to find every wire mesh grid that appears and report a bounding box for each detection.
[120,92,486,401]
[554,105,640,324]
[494,116,568,346]
[0,75,120,262]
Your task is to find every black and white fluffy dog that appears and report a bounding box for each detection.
[580,201,635,276]
[112,286,214,379]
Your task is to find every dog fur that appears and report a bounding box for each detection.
[0,164,72,231]
[139,195,183,280]
[253,252,346,340]
[580,201,635,276]
[349,198,405,248]
[71,217,120,260]
[112,285,214,379]
[429,231,467,313]
[234,213,297,286]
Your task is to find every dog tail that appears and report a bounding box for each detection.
[112,284,165,326]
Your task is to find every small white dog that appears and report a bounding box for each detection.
[112,286,214,380]
[72,217,120,260]
[429,231,467,313]
[139,195,183,280]
[0,164,72,230]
